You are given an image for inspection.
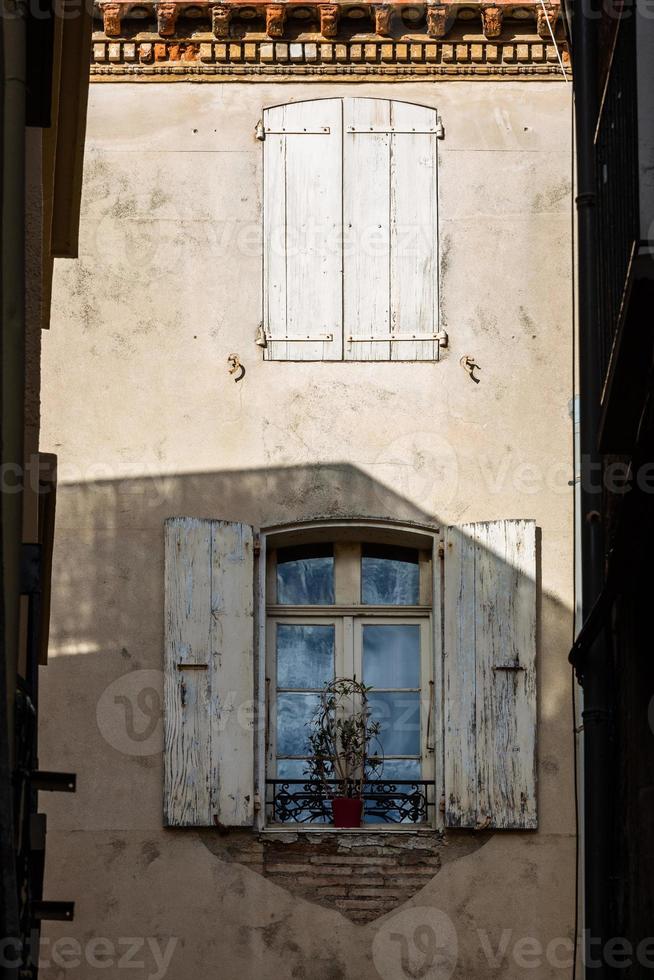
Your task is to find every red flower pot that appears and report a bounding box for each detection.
[331,797,363,828]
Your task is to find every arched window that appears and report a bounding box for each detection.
[262,98,443,361]
[163,517,537,833]
[265,531,436,825]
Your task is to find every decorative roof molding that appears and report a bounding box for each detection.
[91,35,570,77]
[96,0,562,40]
[92,0,569,76]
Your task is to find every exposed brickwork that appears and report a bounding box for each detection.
[91,36,569,75]
[264,836,441,922]
[90,0,569,76]
[198,829,488,923]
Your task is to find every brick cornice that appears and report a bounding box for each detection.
[92,0,569,77]
[95,0,563,41]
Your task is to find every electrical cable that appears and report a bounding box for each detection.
[539,0,570,82]
[570,74,580,980]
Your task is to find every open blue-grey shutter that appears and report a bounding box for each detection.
[443,520,537,829]
[164,518,255,827]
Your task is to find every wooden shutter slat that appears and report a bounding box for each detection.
[389,101,439,361]
[444,520,537,830]
[164,518,214,826]
[164,518,255,827]
[263,99,343,361]
[343,98,391,361]
[263,106,288,359]
[210,521,255,827]
[443,526,478,828]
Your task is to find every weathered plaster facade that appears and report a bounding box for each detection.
[39,43,574,980]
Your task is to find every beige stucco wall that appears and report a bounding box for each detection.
[40,79,575,978]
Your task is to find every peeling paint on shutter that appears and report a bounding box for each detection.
[444,520,537,830]
[263,99,343,361]
[343,98,439,362]
[343,98,392,361]
[164,518,255,827]
[263,97,440,362]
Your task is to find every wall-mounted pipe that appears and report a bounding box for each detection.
[571,0,613,972]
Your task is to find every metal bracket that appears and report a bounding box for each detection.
[347,332,443,342]
[266,333,333,342]
[265,126,330,135]
[347,126,439,134]
[493,663,525,671]
[177,662,208,670]
[31,771,77,793]
[31,901,75,922]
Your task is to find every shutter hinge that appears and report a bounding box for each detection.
[438,541,445,559]
[435,329,448,349]
[253,534,261,556]
[436,116,445,140]
[255,323,267,348]
[255,119,265,141]
[253,791,261,812]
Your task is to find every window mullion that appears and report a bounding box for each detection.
[342,615,354,678]
[334,541,360,604]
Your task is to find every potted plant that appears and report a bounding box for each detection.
[305,677,383,828]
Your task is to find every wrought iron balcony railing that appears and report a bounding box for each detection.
[265,778,435,825]
[595,11,639,386]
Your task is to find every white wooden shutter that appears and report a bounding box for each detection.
[263,99,343,361]
[164,518,255,827]
[343,98,439,361]
[443,520,537,830]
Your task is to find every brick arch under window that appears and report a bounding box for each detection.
[261,97,445,362]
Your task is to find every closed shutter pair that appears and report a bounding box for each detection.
[263,98,442,361]
[163,518,537,831]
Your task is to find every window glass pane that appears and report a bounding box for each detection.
[377,758,422,780]
[276,693,320,756]
[276,758,312,779]
[368,692,421,756]
[361,544,420,605]
[277,624,335,689]
[277,544,334,605]
[362,624,420,689]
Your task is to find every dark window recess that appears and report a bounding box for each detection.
[26,0,55,128]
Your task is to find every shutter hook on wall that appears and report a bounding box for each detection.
[228,353,246,383]
[460,354,481,384]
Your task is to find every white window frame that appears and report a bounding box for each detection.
[255,520,443,832]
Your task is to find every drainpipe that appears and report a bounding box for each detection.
[571,0,612,972]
